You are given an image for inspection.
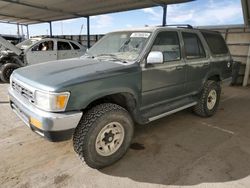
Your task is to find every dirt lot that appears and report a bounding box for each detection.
[1,83,250,188]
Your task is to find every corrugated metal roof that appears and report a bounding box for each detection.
[0,0,193,25]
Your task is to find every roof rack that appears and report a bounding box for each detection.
[160,24,193,29]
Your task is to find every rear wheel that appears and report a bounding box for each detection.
[0,63,20,83]
[73,103,134,169]
[193,80,221,117]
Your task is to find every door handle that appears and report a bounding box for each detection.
[176,66,184,70]
[204,62,210,66]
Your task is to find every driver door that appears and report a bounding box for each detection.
[26,40,57,65]
[141,31,186,111]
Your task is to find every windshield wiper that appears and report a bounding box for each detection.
[96,54,127,63]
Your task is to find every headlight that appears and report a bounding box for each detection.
[35,90,70,112]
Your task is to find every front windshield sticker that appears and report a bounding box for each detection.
[121,34,128,38]
[130,33,150,38]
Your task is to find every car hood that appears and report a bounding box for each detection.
[12,57,138,91]
[0,35,22,55]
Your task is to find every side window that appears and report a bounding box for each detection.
[182,32,206,59]
[201,31,228,55]
[151,31,181,62]
[70,42,80,50]
[32,41,54,51]
[58,41,72,50]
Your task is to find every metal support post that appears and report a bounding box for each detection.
[162,4,167,26]
[49,21,52,37]
[243,45,250,86]
[26,25,29,39]
[87,16,90,48]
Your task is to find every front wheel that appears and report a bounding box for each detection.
[193,80,221,117]
[73,103,134,169]
[0,63,20,83]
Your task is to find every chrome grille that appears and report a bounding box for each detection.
[12,81,34,102]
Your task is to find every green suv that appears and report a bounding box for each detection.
[9,26,232,168]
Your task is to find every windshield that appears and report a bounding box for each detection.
[87,31,151,62]
[16,38,41,49]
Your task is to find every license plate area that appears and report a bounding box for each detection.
[10,101,30,128]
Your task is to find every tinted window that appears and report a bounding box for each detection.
[58,41,71,50]
[151,31,181,62]
[202,31,228,55]
[182,32,206,59]
[70,42,80,50]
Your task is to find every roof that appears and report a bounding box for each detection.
[113,25,193,32]
[0,0,193,25]
[113,26,158,32]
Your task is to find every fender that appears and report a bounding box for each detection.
[82,88,139,110]
[203,69,222,84]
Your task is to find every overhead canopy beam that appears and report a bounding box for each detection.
[0,12,44,23]
[0,21,27,25]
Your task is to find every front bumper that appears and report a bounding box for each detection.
[8,88,82,141]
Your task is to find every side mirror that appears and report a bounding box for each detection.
[147,51,163,64]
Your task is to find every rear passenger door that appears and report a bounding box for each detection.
[181,32,210,94]
[57,41,74,60]
[142,31,186,109]
[70,42,85,57]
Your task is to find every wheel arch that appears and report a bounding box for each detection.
[204,70,222,84]
[0,54,24,66]
[83,92,139,122]
[207,74,221,82]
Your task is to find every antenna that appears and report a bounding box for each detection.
[79,24,84,35]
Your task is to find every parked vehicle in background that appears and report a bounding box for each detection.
[1,34,24,45]
[0,36,86,82]
[9,25,232,169]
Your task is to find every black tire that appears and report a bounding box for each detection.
[0,63,20,83]
[73,103,134,169]
[193,80,221,117]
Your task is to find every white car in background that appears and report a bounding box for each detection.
[0,36,86,82]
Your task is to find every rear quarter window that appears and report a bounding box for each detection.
[70,42,80,50]
[201,31,228,55]
[58,41,72,50]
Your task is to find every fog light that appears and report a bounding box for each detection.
[30,117,42,129]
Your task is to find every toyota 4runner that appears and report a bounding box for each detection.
[8,25,232,169]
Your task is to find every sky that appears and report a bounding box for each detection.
[0,0,244,37]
